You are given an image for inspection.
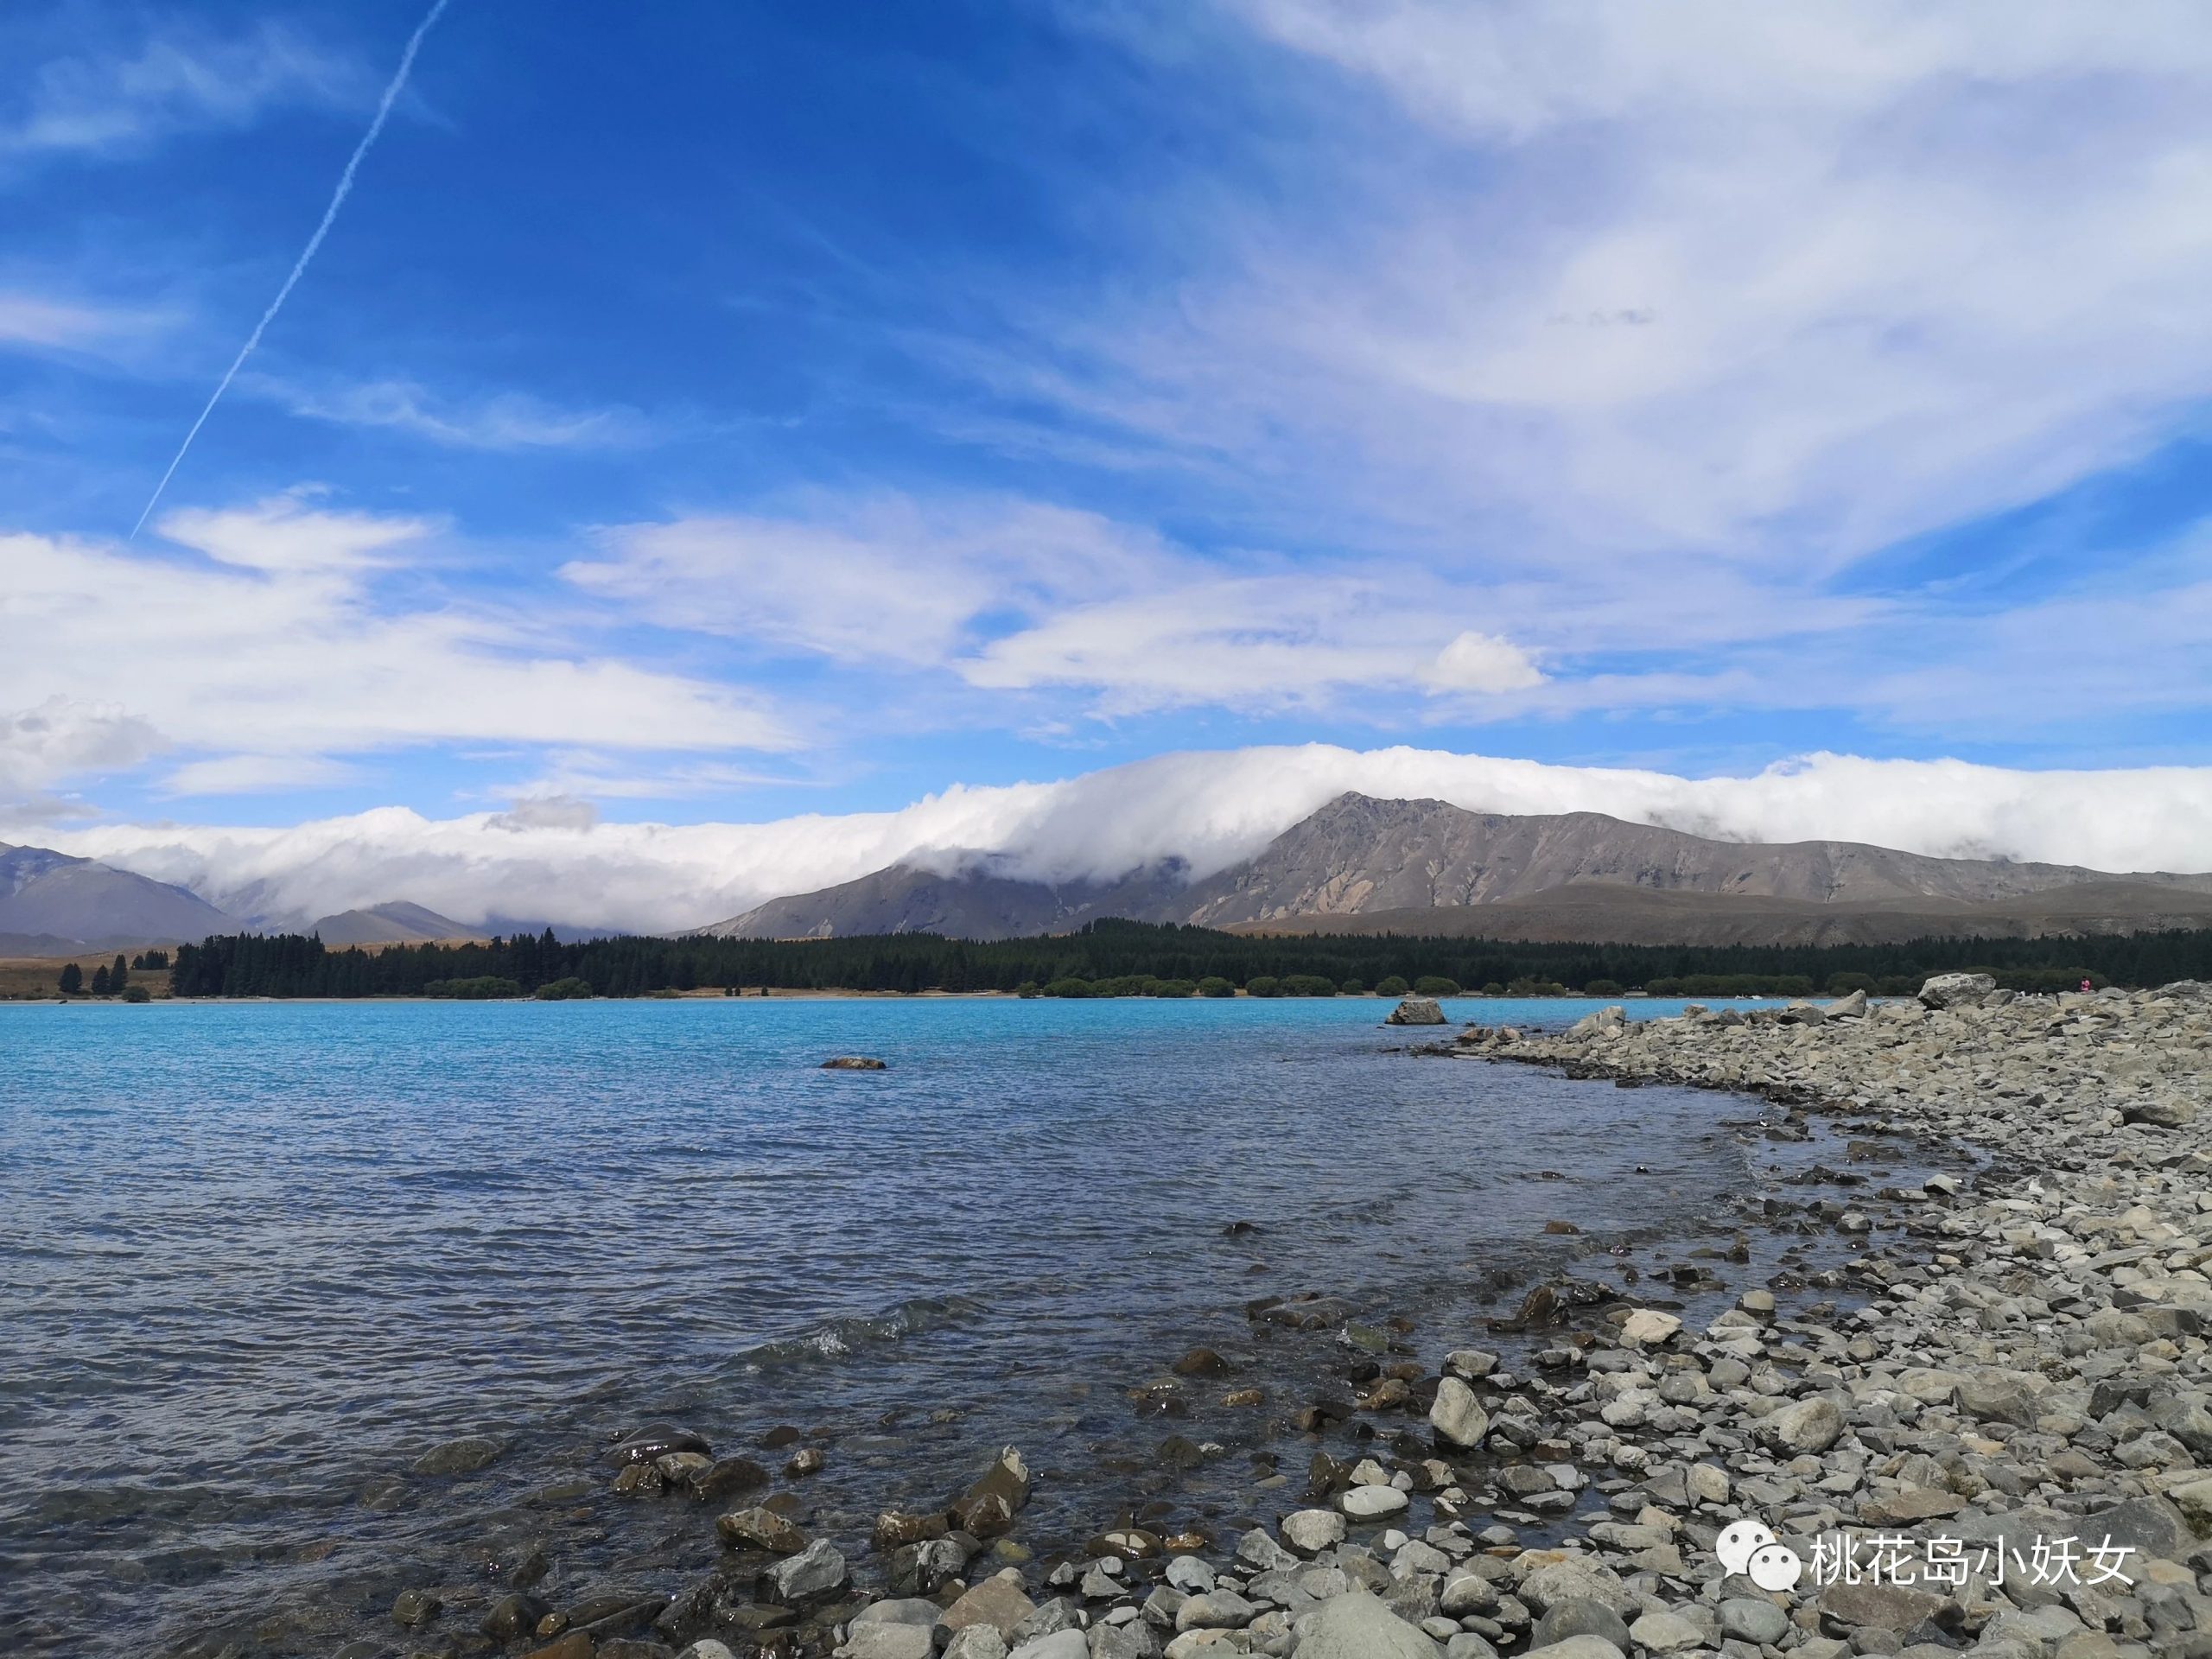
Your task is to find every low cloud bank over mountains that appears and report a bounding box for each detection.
[17,745,2212,940]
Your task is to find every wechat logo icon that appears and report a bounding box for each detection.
[1717,1518,1803,1592]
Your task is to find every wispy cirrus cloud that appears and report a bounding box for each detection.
[0,19,361,164]
[0,289,165,351]
[565,494,1556,714]
[268,376,655,451]
[1019,0,2212,573]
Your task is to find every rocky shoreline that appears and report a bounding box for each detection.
[338,979,2210,1659]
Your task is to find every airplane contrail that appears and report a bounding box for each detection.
[131,0,454,541]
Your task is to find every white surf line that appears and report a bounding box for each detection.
[130,0,454,541]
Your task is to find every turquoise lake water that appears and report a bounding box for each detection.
[0,995,1874,1655]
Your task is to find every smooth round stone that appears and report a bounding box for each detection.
[1338,1484,1410,1520]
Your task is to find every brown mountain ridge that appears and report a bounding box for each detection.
[701,792,2212,946]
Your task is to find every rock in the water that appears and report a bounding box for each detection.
[756,1538,847,1605]
[1428,1376,1488,1447]
[413,1434,504,1475]
[1289,1588,1442,1658]
[821,1056,889,1070]
[1338,1484,1410,1519]
[607,1424,711,1466]
[1385,997,1446,1027]
[1171,1347,1233,1377]
[718,1506,806,1554]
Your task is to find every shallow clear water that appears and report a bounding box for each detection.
[0,995,1871,1655]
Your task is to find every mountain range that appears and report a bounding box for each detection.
[0,844,477,957]
[10,792,2212,957]
[702,791,2212,947]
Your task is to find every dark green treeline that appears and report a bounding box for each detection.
[164,920,2212,999]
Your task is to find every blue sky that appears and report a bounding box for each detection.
[4,1,2212,868]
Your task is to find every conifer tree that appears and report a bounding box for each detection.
[58,963,82,994]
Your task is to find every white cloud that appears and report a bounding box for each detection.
[566,497,1171,668]
[0,21,358,162]
[0,291,162,351]
[159,754,362,796]
[270,378,653,451]
[1019,1,2212,571]
[157,490,437,573]
[32,743,2212,934]
[570,497,1554,714]
[1421,631,1544,695]
[0,696,166,816]
[0,495,796,800]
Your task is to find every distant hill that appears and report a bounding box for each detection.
[0,842,239,953]
[306,900,476,945]
[701,861,1192,942]
[700,792,2212,945]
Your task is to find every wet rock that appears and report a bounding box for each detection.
[690,1455,770,1501]
[872,1509,949,1552]
[756,1538,848,1605]
[391,1587,442,1627]
[1386,996,1446,1026]
[607,1424,710,1466]
[413,1434,504,1475]
[717,1506,807,1554]
[485,1593,551,1639]
[822,1056,888,1070]
[1172,1347,1233,1377]
[955,1446,1032,1535]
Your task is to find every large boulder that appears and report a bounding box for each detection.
[1289,1588,1442,1657]
[757,1538,848,1605]
[1429,1376,1490,1447]
[1917,972,1996,1009]
[1385,996,1447,1027]
[939,1578,1038,1643]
